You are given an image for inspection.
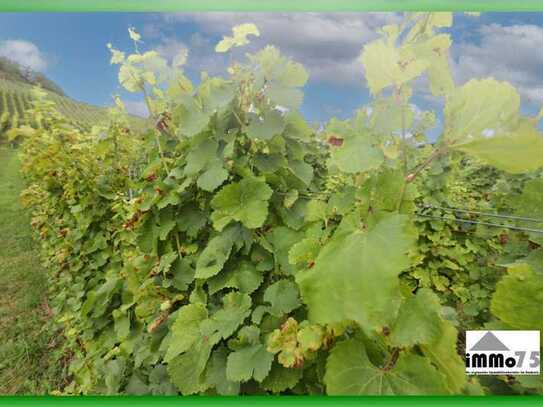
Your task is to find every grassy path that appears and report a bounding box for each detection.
[0,147,63,394]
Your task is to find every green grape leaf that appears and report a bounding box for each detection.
[328,134,384,174]
[195,225,239,279]
[207,261,263,295]
[184,138,218,176]
[360,39,428,95]
[451,119,543,174]
[296,214,416,332]
[158,252,178,274]
[444,78,519,144]
[261,363,302,393]
[283,189,299,208]
[176,98,211,138]
[167,341,212,395]
[205,346,240,395]
[288,237,320,266]
[226,343,274,383]
[113,310,130,341]
[491,264,543,331]
[390,288,443,347]
[165,304,208,363]
[517,375,543,393]
[288,160,314,186]
[370,95,414,136]
[284,112,312,141]
[420,321,467,394]
[104,359,125,394]
[305,200,327,222]
[200,292,252,340]
[275,60,309,88]
[517,248,543,275]
[511,178,543,224]
[414,34,454,97]
[263,279,301,317]
[428,56,454,97]
[125,374,148,395]
[149,365,177,395]
[137,215,160,255]
[266,86,304,110]
[325,339,448,395]
[197,161,229,192]
[211,178,273,231]
[199,78,236,111]
[267,226,304,275]
[172,257,195,291]
[177,204,207,238]
[246,110,286,140]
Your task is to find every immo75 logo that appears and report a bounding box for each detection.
[466,331,540,375]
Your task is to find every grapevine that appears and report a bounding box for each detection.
[12,12,543,395]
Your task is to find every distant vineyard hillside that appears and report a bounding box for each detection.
[0,56,65,96]
[0,78,148,141]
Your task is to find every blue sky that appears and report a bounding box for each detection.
[0,12,542,130]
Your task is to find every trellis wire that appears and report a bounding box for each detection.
[418,204,543,224]
[415,213,543,235]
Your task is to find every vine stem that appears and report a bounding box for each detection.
[396,87,408,212]
[383,348,400,371]
[125,38,171,174]
[405,144,448,183]
[232,110,245,128]
[174,232,183,257]
[141,85,170,173]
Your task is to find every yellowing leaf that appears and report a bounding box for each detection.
[215,23,260,53]
[428,12,453,28]
[128,27,141,42]
[107,44,125,64]
[118,64,142,92]
[360,39,428,95]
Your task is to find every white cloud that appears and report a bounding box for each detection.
[143,14,543,115]
[124,100,149,118]
[0,39,48,72]
[156,37,189,62]
[452,23,543,106]
[155,12,401,86]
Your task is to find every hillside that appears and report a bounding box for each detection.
[0,78,111,132]
[0,56,65,96]
[0,59,148,139]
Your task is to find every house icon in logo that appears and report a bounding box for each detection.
[470,331,509,351]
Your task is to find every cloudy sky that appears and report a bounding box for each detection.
[0,12,542,127]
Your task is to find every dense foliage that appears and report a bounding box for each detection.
[15,13,543,395]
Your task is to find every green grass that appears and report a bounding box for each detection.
[0,147,65,394]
